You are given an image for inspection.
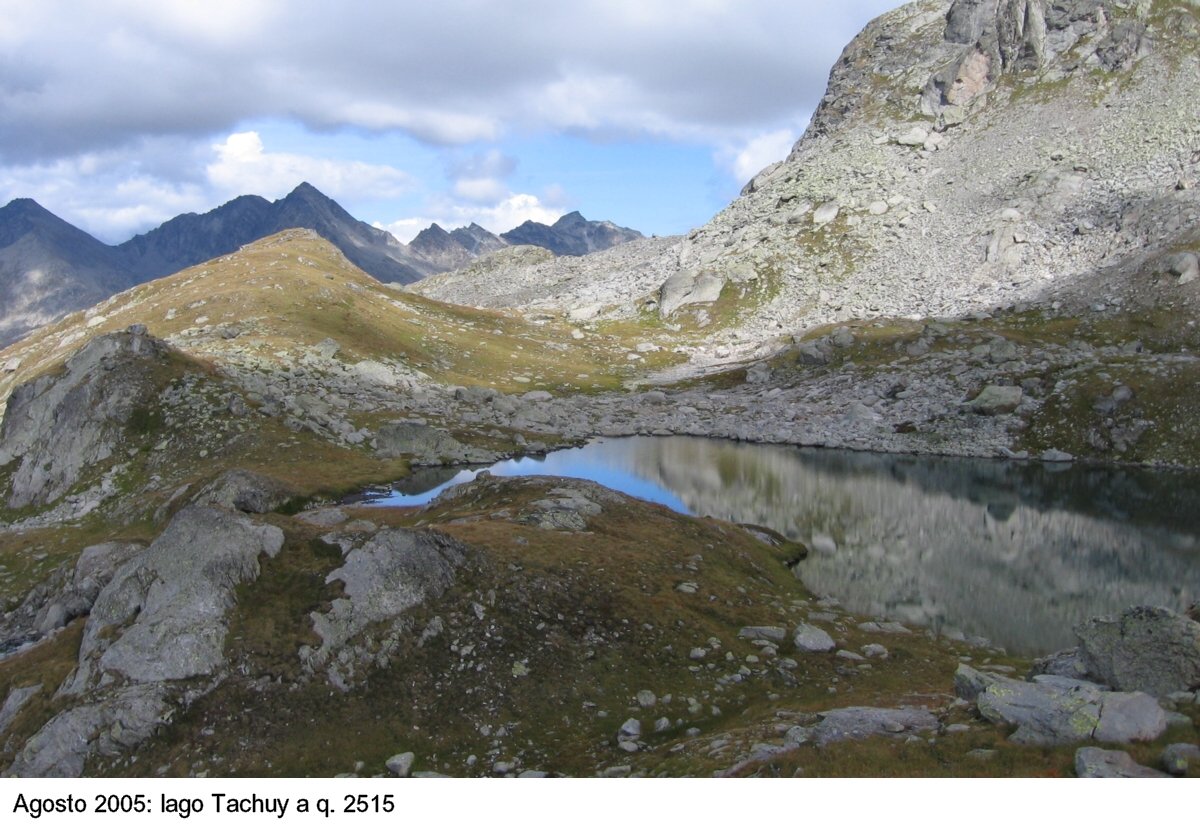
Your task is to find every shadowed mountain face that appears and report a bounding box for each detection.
[0,200,137,347]
[501,211,643,256]
[117,183,437,286]
[0,185,645,347]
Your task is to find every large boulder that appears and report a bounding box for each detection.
[785,707,938,747]
[1074,606,1200,698]
[658,268,726,317]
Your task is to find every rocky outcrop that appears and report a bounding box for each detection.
[0,540,144,652]
[7,505,283,776]
[373,421,499,466]
[192,468,296,514]
[922,0,1149,118]
[66,505,283,690]
[305,528,472,687]
[0,328,169,509]
[7,685,173,777]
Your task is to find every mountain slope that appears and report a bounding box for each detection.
[0,200,137,347]
[413,0,1200,363]
[0,187,647,347]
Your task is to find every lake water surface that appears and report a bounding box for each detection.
[366,436,1200,655]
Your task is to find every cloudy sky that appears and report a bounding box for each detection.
[0,0,904,243]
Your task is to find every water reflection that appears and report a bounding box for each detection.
[369,436,1200,655]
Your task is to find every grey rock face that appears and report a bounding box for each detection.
[0,541,144,649]
[786,707,938,747]
[0,330,168,509]
[192,468,295,514]
[309,528,471,670]
[659,268,726,317]
[1074,747,1169,778]
[1075,606,1200,698]
[8,506,283,776]
[70,505,284,689]
[6,685,172,777]
[0,684,42,737]
[374,421,497,466]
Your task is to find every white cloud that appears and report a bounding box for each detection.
[721,128,798,185]
[0,1,905,163]
[206,131,414,201]
[453,177,509,203]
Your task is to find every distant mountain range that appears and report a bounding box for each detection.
[0,183,642,346]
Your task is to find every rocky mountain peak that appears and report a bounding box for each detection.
[922,0,1149,119]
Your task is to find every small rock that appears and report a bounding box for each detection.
[738,626,786,642]
[897,126,929,147]
[812,202,840,226]
[385,752,415,778]
[1075,747,1168,778]
[793,623,836,653]
[636,690,657,709]
[1161,743,1200,776]
[618,718,642,740]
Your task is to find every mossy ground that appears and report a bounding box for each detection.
[5,477,1179,779]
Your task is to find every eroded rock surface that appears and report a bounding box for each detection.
[0,330,168,508]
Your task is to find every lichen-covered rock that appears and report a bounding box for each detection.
[972,673,1166,746]
[0,330,169,509]
[1075,746,1169,779]
[1074,606,1200,698]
